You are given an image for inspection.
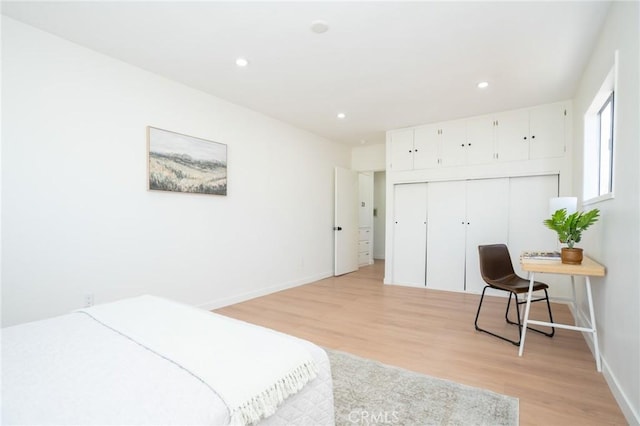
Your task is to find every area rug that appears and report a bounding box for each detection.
[328,349,518,426]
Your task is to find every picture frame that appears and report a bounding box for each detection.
[147,126,227,196]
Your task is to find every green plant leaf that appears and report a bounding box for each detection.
[543,208,600,249]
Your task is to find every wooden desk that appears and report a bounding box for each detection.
[519,255,606,371]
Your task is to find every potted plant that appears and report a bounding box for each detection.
[543,208,600,264]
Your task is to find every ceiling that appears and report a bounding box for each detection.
[1,1,611,146]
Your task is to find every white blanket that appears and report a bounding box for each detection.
[78,295,317,425]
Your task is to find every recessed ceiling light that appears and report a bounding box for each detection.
[477,81,489,89]
[311,20,329,34]
[337,113,346,119]
[235,57,249,67]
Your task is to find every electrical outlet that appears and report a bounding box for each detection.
[84,293,94,308]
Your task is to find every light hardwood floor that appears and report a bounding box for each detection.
[216,261,626,425]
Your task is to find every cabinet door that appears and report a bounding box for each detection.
[413,125,440,169]
[392,183,427,287]
[529,103,566,159]
[439,121,467,167]
[426,181,466,292]
[495,110,529,162]
[508,174,559,277]
[389,129,415,171]
[465,178,510,294]
[466,116,496,165]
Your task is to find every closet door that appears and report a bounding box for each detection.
[465,178,510,293]
[508,174,559,277]
[426,181,466,291]
[392,183,428,287]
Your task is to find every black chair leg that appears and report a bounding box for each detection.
[476,287,556,345]
[475,286,522,346]
[543,289,555,337]
[513,290,555,337]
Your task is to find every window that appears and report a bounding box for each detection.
[583,52,617,204]
[597,93,614,196]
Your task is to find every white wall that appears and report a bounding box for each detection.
[570,2,639,423]
[1,17,350,326]
[351,143,385,172]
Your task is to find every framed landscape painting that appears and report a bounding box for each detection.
[147,127,227,196]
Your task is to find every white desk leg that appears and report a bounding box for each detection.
[585,276,602,372]
[571,276,577,314]
[518,272,536,356]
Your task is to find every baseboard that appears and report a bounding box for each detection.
[197,270,334,312]
[568,304,640,425]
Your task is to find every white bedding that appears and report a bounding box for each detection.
[1,297,334,425]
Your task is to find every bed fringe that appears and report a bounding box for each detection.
[229,360,318,426]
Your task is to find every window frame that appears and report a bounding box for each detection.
[596,91,614,197]
[583,51,618,206]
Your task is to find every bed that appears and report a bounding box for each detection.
[1,295,334,425]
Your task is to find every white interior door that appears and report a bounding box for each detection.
[426,180,466,291]
[392,183,428,286]
[465,178,510,293]
[334,167,359,276]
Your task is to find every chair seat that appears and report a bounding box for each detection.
[486,275,549,294]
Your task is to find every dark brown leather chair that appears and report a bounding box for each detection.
[475,244,555,346]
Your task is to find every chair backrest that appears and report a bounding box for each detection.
[478,244,517,284]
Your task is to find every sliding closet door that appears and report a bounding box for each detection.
[392,183,427,287]
[508,174,559,277]
[426,181,466,292]
[465,178,510,293]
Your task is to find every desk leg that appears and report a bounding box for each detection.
[518,272,536,356]
[585,276,602,372]
[571,276,577,313]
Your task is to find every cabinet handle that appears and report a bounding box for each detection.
[414,149,418,152]
[524,136,527,140]
[532,135,536,139]
[460,143,465,147]
[409,150,412,153]
[468,143,472,147]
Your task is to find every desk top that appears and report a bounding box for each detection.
[520,255,606,277]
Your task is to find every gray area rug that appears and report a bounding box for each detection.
[328,349,518,426]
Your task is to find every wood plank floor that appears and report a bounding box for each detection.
[216,261,626,425]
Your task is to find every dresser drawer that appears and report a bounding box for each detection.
[358,228,371,241]
[358,252,370,265]
[358,241,370,252]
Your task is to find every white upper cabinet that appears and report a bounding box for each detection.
[529,102,566,159]
[495,101,567,161]
[494,109,530,162]
[388,101,568,171]
[389,128,415,171]
[413,125,440,169]
[439,120,467,167]
[466,115,497,165]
